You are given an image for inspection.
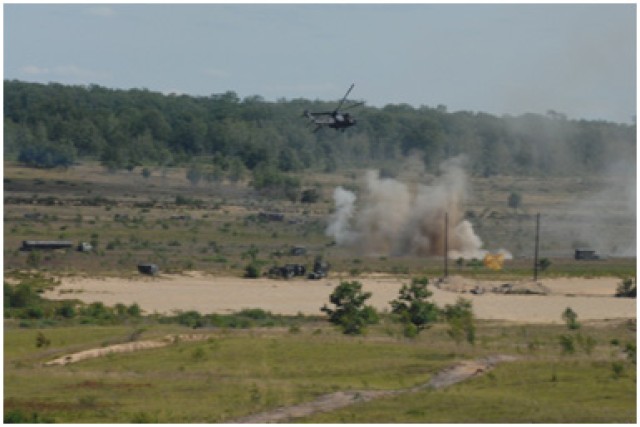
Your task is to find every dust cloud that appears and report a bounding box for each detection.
[562,158,636,257]
[326,156,507,259]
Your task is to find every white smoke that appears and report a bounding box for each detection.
[325,186,357,246]
[326,156,508,259]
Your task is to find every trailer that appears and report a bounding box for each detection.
[21,240,73,251]
[575,249,599,260]
[137,263,159,275]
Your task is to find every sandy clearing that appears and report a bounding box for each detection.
[42,274,636,323]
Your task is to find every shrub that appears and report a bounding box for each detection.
[624,342,636,364]
[56,301,76,319]
[301,188,320,203]
[4,409,54,423]
[611,361,625,378]
[237,308,269,320]
[81,302,115,322]
[562,307,580,330]
[538,258,552,271]
[443,298,475,345]
[558,334,575,354]
[176,310,204,329]
[127,303,142,317]
[35,331,50,348]
[576,334,596,355]
[615,278,636,298]
[244,263,261,278]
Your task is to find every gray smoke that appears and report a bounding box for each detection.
[558,158,636,256]
[326,156,498,258]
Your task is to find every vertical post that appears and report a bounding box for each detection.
[444,212,449,278]
[533,212,540,281]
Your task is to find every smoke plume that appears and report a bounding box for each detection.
[326,156,500,258]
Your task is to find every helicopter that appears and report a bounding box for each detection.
[303,83,365,132]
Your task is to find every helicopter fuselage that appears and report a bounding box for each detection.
[303,84,362,132]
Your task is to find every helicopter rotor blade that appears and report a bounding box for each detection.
[335,83,355,112]
[341,101,365,111]
[307,111,335,116]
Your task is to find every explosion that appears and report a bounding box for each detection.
[326,156,510,259]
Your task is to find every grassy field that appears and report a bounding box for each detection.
[3,161,636,278]
[4,319,636,423]
[3,161,636,423]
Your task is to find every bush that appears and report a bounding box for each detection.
[81,302,115,323]
[558,334,575,354]
[237,308,269,320]
[56,302,76,319]
[443,298,475,345]
[35,331,51,348]
[615,278,636,298]
[244,263,261,278]
[562,307,580,330]
[4,409,54,423]
[127,303,142,317]
[624,342,636,364]
[301,188,320,204]
[175,310,204,329]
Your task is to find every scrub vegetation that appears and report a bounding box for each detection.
[3,80,636,423]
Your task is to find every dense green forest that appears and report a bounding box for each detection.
[4,80,635,180]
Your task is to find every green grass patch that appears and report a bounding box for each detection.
[301,359,636,423]
[4,318,636,423]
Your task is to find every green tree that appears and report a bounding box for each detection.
[301,188,320,204]
[390,277,439,336]
[321,281,379,335]
[538,258,552,271]
[443,298,475,345]
[186,163,204,186]
[507,192,522,213]
[562,307,580,330]
[18,140,77,169]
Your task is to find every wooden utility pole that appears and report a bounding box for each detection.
[444,212,449,278]
[533,212,540,281]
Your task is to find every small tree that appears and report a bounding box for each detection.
[186,163,203,186]
[562,307,580,330]
[301,188,320,204]
[244,263,261,279]
[443,298,475,345]
[538,258,552,272]
[508,192,522,213]
[321,281,378,335]
[390,277,439,337]
[35,331,51,348]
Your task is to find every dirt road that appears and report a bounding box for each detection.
[42,273,635,323]
[233,355,518,423]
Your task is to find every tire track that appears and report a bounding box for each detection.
[232,354,518,423]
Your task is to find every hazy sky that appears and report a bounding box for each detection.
[3,3,637,123]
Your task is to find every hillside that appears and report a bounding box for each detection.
[4,80,636,181]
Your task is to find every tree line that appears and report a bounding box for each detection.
[4,79,635,178]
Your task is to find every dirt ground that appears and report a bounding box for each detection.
[41,272,635,323]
